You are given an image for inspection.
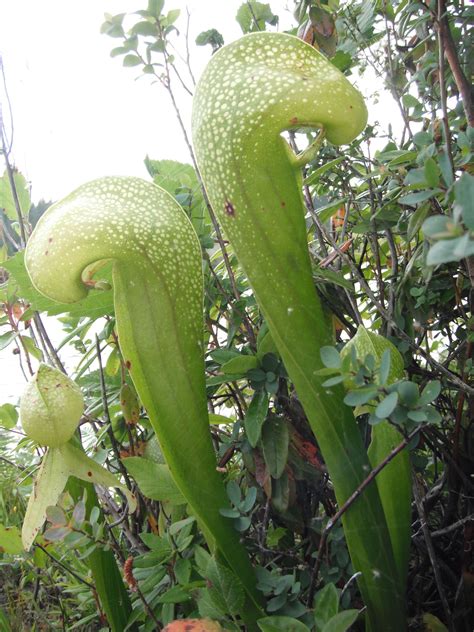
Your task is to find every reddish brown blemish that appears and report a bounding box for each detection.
[44,251,49,256]
[125,360,131,370]
[224,200,235,217]
[87,471,92,477]
[280,201,286,207]
[55,383,61,388]
[290,117,299,125]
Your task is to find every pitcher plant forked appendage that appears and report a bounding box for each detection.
[192,32,407,631]
[24,177,263,627]
[20,364,137,630]
[20,363,137,551]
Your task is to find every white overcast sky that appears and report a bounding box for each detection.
[0,0,294,203]
[0,1,398,401]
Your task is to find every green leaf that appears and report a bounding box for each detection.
[0,331,17,351]
[272,477,290,512]
[407,410,427,422]
[375,392,399,419]
[123,456,185,504]
[261,416,289,478]
[314,582,339,628]
[418,380,441,406]
[399,189,441,206]
[43,525,70,541]
[209,413,234,425]
[423,158,440,188]
[22,448,70,550]
[320,346,341,369]
[438,150,454,187]
[206,557,245,615]
[46,505,67,526]
[0,170,31,220]
[158,585,191,604]
[123,54,142,67]
[258,616,311,632]
[422,613,449,632]
[144,158,201,202]
[330,51,352,72]
[397,381,419,406]
[19,335,43,361]
[455,173,474,229]
[322,610,359,632]
[226,480,241,506]
[257,330,278,359]
[422,215,452,239]
[196,29,224,51]
[304,158,345,186]
[110,46,130,57]
[0,403,18,429]
[148,0,165,18]
[222,354,258,375]
[210,348,240,365]
[402,94,421,109]
[427,234,474,266]
[344,387,378,406]
[378,349,392,386]
[131,21,157,36]
[322,375,345,387]
[197,588,226,619]
[315,267,353,291]
[166,9,180,25]
[174,557,192,585]
[412,131,432,147]
[244,390,269,447]
[0,524,23,554]
[376,150,417,165]
[236,1,278,33]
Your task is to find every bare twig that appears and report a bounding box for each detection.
[436,1,473,127]
[413,476,454,630]
[0,115,27,246]
[95,336,133,493]
[431,514,474,538]
[436,1,455,176]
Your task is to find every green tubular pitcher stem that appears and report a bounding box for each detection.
[343,327,411,597]
[192,33,405,630]
[24,177,263,626]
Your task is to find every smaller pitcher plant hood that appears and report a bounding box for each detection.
[24,176,263,625]
[20,365,136,551]
[20,364,84,447]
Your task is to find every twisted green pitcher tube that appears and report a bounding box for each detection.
[192,32,405,631]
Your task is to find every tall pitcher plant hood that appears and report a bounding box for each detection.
[25,176,263,626]
[193,33,406,631]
